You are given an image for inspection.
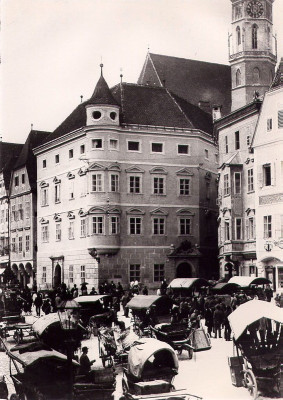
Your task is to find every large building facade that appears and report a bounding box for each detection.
[34,72,219,291]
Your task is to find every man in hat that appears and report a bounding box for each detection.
[78,347,96,377]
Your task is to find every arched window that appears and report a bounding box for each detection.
[252,24,258,49]
[236,69,241,87]
[236,26,241,45]
[253,67,260,84]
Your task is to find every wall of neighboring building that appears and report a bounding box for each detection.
[253,87,283,291]
[0,173,9,268]
[35,124,218,291]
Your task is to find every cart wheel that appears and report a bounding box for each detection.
[13,332,20,344]
[244,370,258,399]
[177,348,182,355]
[122,378,129,395]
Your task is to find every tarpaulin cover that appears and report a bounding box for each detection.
[126,295,165,310]
[228,276,271,287]
[32,313,60,336]
[76,295,110,304]
[228,299,283,341]
[212,282,240,292]
[168,278,209,289]
[127,338,178,379]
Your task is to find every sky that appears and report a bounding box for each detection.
[1,0,283,144]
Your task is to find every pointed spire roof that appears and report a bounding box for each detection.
[89,64,119,106]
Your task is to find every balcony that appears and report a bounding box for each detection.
[87,235,120,256]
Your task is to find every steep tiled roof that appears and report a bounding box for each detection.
[270,58,283,89]
[45,81,213,143]
[14,130,50,190]
[138,53,232,116]
[89,74,119,106]
[0,142,23,190]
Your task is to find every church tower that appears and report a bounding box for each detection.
[229,0,277,111]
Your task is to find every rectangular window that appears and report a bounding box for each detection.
[18,204,24,220]
[225,136,228,153]
[153,177,164,195]
[18,237,22,253]
[15,176,19,187]
[69,265,74,284]
[129,217,142,235]
[224,174,230,196]
[11,238,16,252]
[21,174,25,185]
[109,139,118,150]
[179,218,191,235]
[151,143,163,153]
[129,264,140,282]
[248,217,255,240]
[129,176,141,193]
[69,180,75,199]
[55,184,61,203]
[247,135,250,146]
[69,149,74,159]
[41,225,49,243]
[128,141,140,151]
[25,235,30,252]
[235,218,242,240]
[92,139,102,149]
[178,144,189,154]
[80,219,87,237]
[263,164,271,186]
[267,118,273,131]
[25,201,31,219]
[248,169,254,192]
[224,221,230,241]
[92,174,103,192]
[110,174,119,192]
[56,223,61,241]
[11,205,16,222]
[154,264,165,282]
[80,144,85,154]
[205,149,209,159]
[42,267,47,284]
[68,221,74,240]
[55,154,60,164]
[234,172,241,194]
[81,265,85,283]
[264,215,272,238]
[41,188,48,206]
[153,217,165,235]
[92,216,104,234]
[179,178,190,195]
[43,159,47,168]
[110,216,120,235]
[235,131,240,150]
[278,110,283,128]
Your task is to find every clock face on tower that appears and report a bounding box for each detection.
[246,1,264,18]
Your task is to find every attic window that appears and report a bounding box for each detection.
[43,160,47,168]
[92,111,102,120]
[178,144,189,155]
[92,139,102,149]
[110,112,117,121]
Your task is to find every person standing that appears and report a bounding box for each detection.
[213,305,224,338]
[34,293,43,317]
[264,284,273,302]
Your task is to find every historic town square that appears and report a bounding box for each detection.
[0,0,283,399]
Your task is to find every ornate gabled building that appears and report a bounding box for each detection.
[9,130,50,288]
[252,58,283,291]
[214,0,278,282]
[0,140,23,281]
[34,68,219,291]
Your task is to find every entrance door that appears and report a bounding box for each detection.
[176,262,192,278]
[54,264,62,288]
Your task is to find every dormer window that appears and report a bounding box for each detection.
[92,111,102,120]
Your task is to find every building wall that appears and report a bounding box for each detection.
[0,173,9,268]
[35,124,218,291]
[253,86,283,291]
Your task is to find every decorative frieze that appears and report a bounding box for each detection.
[259,193,283,205]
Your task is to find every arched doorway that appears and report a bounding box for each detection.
[176,262,192,278]
[54,264,62,288]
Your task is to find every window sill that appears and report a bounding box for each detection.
[151,194,166,196]
[247,190,255,194]
[55,201,61,204]
[41,204,49,207]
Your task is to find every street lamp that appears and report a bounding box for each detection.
[57,299,81,400]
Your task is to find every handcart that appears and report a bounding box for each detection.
[98,326,139,367]
[121,337,202,400]
[228,299,283,399]
[0,322,34,344]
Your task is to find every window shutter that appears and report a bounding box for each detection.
[258,166,263,188]
[278,110,283,128]
[271,162,276,186]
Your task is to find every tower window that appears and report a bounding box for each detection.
[253,68,260,84]
[110,112,117,121]
[252,24,258,49]
[236,69,241,87]
[236,26,241,45]
[92,111,102,120]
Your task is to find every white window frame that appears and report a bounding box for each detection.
[18,237,23,253]
[205,149,209,159]
[179,217,191,235]
[56,223,62,241]
[129,264,140,282]
[179,178,190,196]
[264,215,272,238]
[69,265,74,284]
[69,180,75,200]
[224,174,230,196]
[152,217,166,235]
[91,138,103,149]
[92,216,104,235]
[177,144,190,155]
[68,221,75,240]
[150,142,164,154]
[128,175,142,194]
[234,172,241,194]
[247,168,254,192]
[153,176,165,195]
[25,235,30,252]
[248,217,255,240]
[110,216,120,235]
[41,188,49,206]
[235,218,242,240]
[41,225,49,243]
[127,139,141,153]
[263,164,272,186]
[80,218,87,237]
[267,118,273,131]
[42,267,47,284]
[110,174,119,192]
[81,265,86,283]
[55,183,61,203]
[80,144,85,154]
[129,217,142,235]
[91,173,104,192]
[109,138,119,151]
[69,149,74,159]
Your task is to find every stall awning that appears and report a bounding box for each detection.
[168,278,209,289]
[32,313,60,336]
[76,295,109,304]
[228,276,271,287]
[212,282,240,292]
[228,299,283,341]
[126,295,162,310]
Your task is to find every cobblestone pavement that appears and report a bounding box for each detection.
[0,309,281,400]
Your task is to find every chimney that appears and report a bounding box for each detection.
[212,105,222,122]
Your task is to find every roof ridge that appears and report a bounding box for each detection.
[165,89,195,127]
[149,52,230,68]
